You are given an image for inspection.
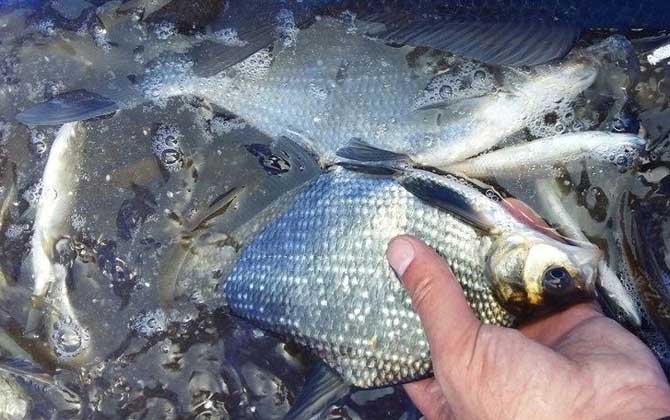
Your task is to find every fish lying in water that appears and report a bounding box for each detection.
[218,142,603,418]
[157,18,600,167]
[19,19,602,166]
[26,123,91,367]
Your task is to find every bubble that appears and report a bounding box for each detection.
[210,115,247,135]
[439,85,453,98]
[51,316,91,361]
[473,70,486,81]
[229,48,273,80]
[22,181,42,206]
[129,309,168,338]
[30,130,48,156]
[91,23,111,51]
[275,9,298,48]
[152,125,183,172]
[309,83,328,100]
[211,28,247,47]
[35,19,55,36]
[153,21,176,40]
[4,224,28,239]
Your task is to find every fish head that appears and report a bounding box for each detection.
[487,231,602,320]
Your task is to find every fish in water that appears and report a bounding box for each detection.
[27,122,92,367]
[142,18,599,167]
[219,144,603,417]
[447,131,647,180]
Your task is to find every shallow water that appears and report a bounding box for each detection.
[0,2,669,419]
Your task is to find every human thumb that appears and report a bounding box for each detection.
[386,235,482,361]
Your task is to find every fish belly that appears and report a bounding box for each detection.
[223,169,513,387]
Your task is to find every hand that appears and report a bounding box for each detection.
[386,235,670,420]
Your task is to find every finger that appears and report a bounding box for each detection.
[386,236,480,360]
[404,378,453,420]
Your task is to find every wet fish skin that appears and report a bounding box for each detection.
[159,18,597,167]
[447,132,647,179]
[29,123,91,367]
[222,166,600,388]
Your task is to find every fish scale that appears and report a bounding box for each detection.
[223,167,513,388]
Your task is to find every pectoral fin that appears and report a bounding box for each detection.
[284,362,350,420]
[16,90,118,126]
[337,138,411,163]
[401,174,496,233]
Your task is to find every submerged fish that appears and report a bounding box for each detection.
[27,123,91,367]
[219,145,602,417]
[0,357,81,417]
[447,131,647,179]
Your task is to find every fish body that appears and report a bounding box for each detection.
[29,123,91,367]
[154,18,597,167]
[447,132,647,179]
[222,165,601,388]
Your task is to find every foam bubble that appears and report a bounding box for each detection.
[153,21,176,40]
[130,309,168,338]
[211,28,247,47]
[210,115,247,135]
[275,9,298,48]
[51,316,91,361]
[414,63,496,110]
[229,48,273,81]
[151,125,184,172]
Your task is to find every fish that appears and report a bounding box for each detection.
[0,357,81,418]
[447,131,647,179]
[533,178,642,328]
[27,122,92,367]
[0,367,30,420]
[143,18,598,168]
[218,143,602,418]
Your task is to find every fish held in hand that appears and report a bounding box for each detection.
[220,146,602,391]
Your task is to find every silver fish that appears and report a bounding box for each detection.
[447,131,647,179]
[146,18,598,166]
[221,162,601,390]
[28,123,91,367]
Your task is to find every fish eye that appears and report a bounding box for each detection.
[542,266,574,294]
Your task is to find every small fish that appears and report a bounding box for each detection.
[219,142,602,418]
[534,178,642,328]
[28,122,92,367]
[447,132,647,179]
[0,357,81,417]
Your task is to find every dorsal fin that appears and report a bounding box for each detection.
[362,13,580,67]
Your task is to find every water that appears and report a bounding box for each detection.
[0,2,669,419]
